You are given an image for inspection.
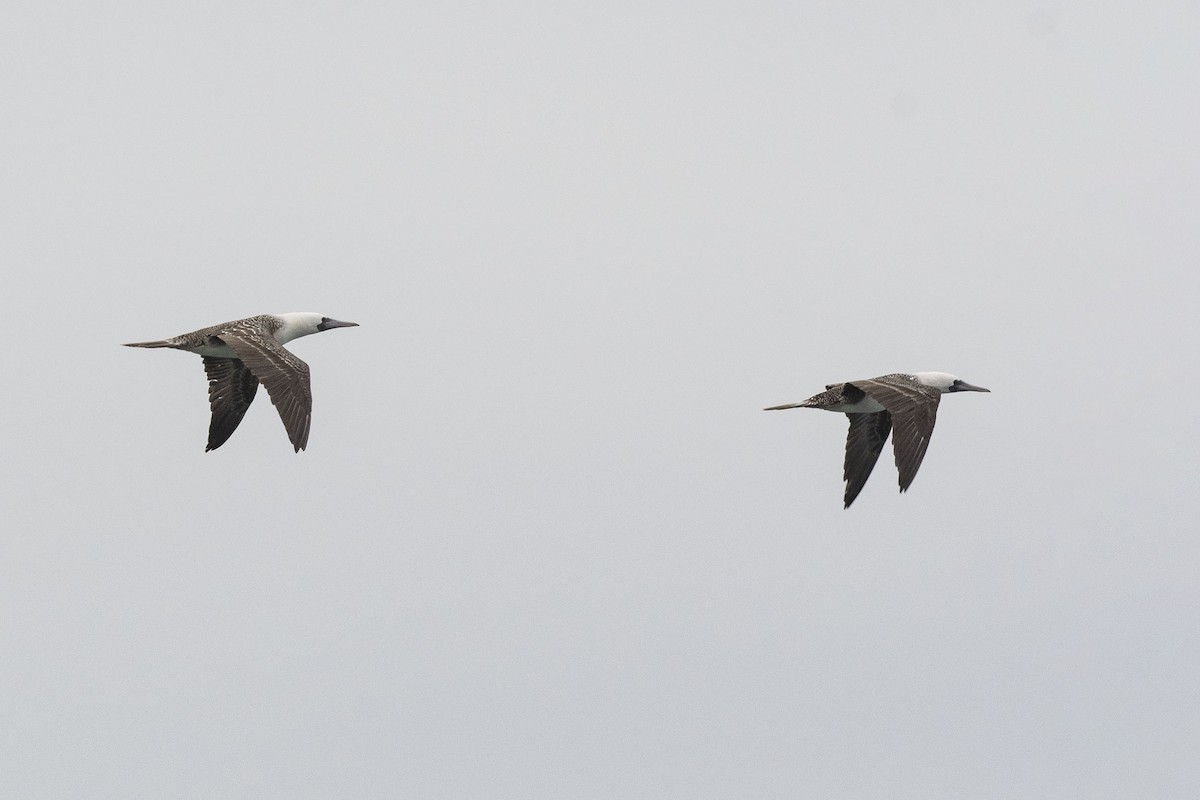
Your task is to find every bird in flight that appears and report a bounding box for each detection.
[765,372,989,508]
[124,313,358,452]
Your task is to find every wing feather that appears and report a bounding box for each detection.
[219,329,312,452]
[202,357,259,451]
[843,411,892,508]
[851,377,941,492]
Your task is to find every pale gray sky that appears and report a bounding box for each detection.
[3,2,1199,798]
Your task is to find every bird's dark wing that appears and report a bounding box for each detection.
[851,377,941,492]
[219,330,312,452]
[843,411,892,508]
[202,357,259,452]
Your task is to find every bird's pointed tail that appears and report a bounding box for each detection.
[763,402,809,411]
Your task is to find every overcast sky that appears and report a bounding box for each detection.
[3,1,1199,798]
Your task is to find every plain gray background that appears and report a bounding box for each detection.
[3,2,1198,797]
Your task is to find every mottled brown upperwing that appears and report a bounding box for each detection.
[842,411,892,508]
[849,376,941,492]
[202,357,260,452]
[219,329,313,452]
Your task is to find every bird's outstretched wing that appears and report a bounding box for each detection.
[202,357,260,451]
[851,377,941,492]
[219,329,312,452]
[843,411,892,508]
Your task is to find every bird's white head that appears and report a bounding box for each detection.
[912,372,990,394]
[274,312,360,344]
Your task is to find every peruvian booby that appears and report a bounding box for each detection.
[765,372,990,508]
[124,313,358,452]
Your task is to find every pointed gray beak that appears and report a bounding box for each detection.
[954,381,990,393]
[319,319,359,331]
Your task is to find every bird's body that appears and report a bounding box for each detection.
[124,312,358,452]
[765,372,989,508]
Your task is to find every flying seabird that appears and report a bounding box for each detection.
[765,372,990,508]
[124,313,358,452]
